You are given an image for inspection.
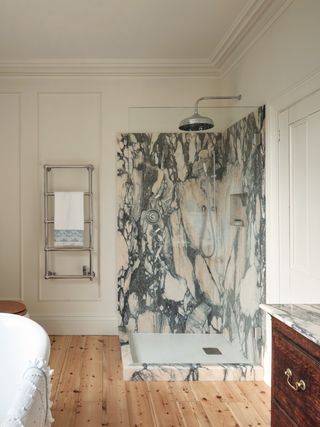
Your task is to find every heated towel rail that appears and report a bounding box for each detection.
[44,164,95,280]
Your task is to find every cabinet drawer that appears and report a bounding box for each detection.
[272,330,320,426]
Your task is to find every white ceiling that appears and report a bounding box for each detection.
[0,0,291,76]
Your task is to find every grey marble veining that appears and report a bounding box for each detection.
[260,304,320,346]
[117,106,266,366]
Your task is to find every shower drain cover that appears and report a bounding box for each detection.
[202,347,222,355]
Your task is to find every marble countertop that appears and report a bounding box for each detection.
[260,304,320,346]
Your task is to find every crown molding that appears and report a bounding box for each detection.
[0,0,293,78]
[209,0,271,67]
[0,59,219,78]
[216,0,294,77]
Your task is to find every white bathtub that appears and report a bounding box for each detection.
[0,313,52,426]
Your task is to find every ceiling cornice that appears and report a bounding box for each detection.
[209,0,271,67]
[0,0,293,78]
[0,59,219,78]
[215,0,294,77]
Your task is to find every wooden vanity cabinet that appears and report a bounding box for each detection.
[271,318,320,426]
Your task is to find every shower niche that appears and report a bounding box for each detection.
[230,193,247,227]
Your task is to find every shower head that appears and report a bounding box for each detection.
[178,95,241,132]
[179,113,214,132]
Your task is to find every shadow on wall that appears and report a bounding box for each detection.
[116,106,265,364]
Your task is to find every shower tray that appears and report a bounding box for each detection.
[130,332,249,365]
[119,329,263,382]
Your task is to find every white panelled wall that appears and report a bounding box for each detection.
[221,0,320,302]
[0,77,219,334]
[0,94,21,298]
[220,0,320,384]
[0,1,320,378]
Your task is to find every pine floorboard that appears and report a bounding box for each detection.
[49,335,271,427]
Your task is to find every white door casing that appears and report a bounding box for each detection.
[279,90,320,303]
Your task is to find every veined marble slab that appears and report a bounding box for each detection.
[117,107,266,365]
[260,304,320,346]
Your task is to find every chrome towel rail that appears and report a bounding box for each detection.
[43,164,95,280]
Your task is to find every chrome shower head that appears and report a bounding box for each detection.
[178,112,214,131]
[178,95,241,132]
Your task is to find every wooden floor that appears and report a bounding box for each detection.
[49,336,271,427]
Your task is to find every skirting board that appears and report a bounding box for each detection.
[31,314,118,335]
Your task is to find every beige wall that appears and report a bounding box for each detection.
[220,0,320,307]
[1,0,320,334]
[0,94,21,299]
[220,0,320,385]
[0,77,218,333]
[221,0,320,105]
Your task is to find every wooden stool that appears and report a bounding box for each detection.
[0,300,28,316]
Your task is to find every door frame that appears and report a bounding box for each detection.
[266,68,320,303]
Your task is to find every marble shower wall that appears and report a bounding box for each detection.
[117,106,265,364]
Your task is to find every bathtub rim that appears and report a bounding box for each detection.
[0,312,51,362]
[0,313,52,425]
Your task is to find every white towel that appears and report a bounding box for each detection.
[54,192,84,247]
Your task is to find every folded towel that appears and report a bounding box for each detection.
[54,192,84,247]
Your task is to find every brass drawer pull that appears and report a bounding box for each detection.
[284,368,306,392]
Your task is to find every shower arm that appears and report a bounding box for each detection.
[194,95,242,114]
